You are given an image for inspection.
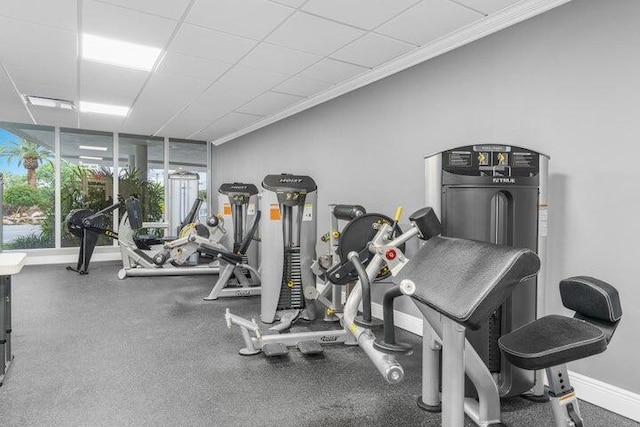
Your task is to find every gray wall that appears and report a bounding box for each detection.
[213,0,640,394]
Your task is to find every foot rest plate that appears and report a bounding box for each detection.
[297,340,323,356]
[262,342,288,357]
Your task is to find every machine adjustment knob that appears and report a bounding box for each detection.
[385,248,397,261]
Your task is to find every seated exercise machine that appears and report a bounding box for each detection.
[117,197,226,279]
[65,198,123,275]
[341,206,622,426]
[204,182,261,300]
[225,175,377,356]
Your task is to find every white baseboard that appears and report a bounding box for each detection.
[369,304,640,421]
[18,247,121,266]
[370,301,423,335]
[569,371,640,422]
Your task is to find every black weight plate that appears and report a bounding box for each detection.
[337,213,405,280]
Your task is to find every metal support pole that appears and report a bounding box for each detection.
[441,318,466,427]
[419,319,442,411]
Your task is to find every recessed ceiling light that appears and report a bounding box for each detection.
[79,145,108,152]
[24,95,75,110]
[79,101,130,117]
[79,155,104,161]
[82,34,162,71]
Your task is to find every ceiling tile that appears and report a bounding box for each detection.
[31,108,78,128]
[81,60,150,105]
[0,71,32,124]
[194,112,264,141]
[237,91,304,116]
[0,47,76,79]
[157,52,231,82]
[94,0,192,20]
[187,0,292,40]
[454,0,520,15]
[0,17,76,56]
[270,0,306,8]
[0,53,77,95]
[83,0,177,47]
[331,33,415,68]
[0,0,77,31]
[302,0,420,30]
[273,76,333,97]
[123,72,211,135]
[79,113,127,133]
[298,58,368,84]
[239,43,321,75]
[169,24,257,63]
[376,0,483,46]
[266,12,365,56]
[161,65,288,137]
[11,80,77,103]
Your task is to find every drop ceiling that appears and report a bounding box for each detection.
[0,0,569,145]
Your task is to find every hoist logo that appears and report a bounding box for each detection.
[320,336,338,342]
[230,185,248,190]
[493,178,515,184]
[278,178,303,183]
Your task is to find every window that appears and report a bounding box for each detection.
[0,122,55,249]
[168,139,209,220]
[0,121,208,253]
[118,135,164,223]
[60,128,115,247]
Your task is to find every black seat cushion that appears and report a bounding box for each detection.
[498,315,607,370]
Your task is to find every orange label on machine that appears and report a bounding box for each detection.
[223,204,232,215]
[270,204,281,221]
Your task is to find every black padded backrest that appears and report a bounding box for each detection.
[125,197,143,231]
[237,210,261,255]
[560,276,622,322]
[394,236,540,330]
[179,198,203,231]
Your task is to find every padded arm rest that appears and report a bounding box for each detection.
[394,236,540,330]
[560,276,622,322]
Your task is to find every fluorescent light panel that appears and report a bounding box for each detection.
[79,155,103,161]
[82,34,161,71]
[79,145,108,152]
[79,101,129,116]
[25,95,75,110]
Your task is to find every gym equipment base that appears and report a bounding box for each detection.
[203,285,261,300]
[118,264,220,279]
[225,309,355,356]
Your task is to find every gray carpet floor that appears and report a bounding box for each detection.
[0,261,637,427]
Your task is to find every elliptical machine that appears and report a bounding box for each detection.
[204,182,261,300]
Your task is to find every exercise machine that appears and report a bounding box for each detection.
[225,201,406,357]
[425,144,549,399]
[65,198,122,275]
[226,176,374,356]
[340,205,620,426]
[204,182,261,300]
[117,197,225,279]
[260,173,318,325]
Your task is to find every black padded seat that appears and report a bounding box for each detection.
[394,236,540,330]
[498,315,607,370]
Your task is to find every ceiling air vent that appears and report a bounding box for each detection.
[24,95,76,110]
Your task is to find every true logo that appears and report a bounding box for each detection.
[493,178,515,184]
